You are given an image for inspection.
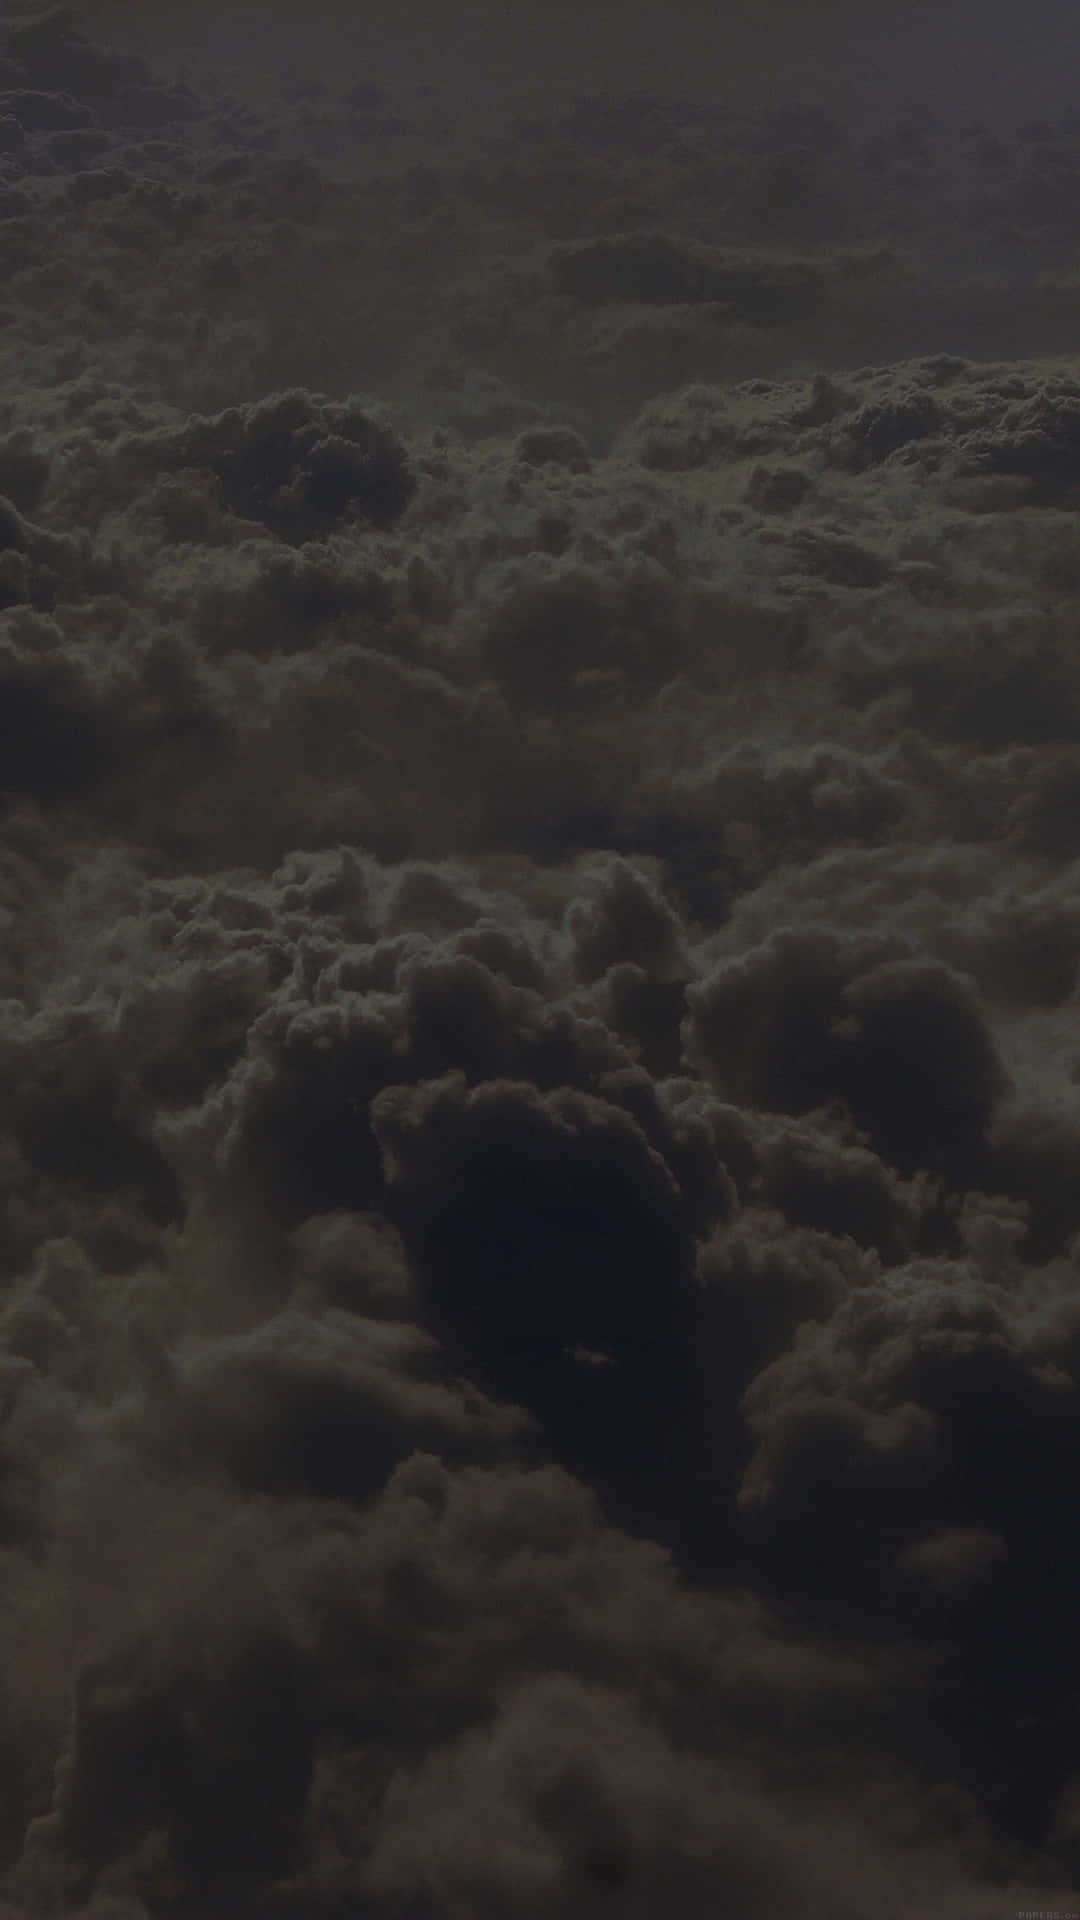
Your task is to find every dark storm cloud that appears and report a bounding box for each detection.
[3,2,1080,1915]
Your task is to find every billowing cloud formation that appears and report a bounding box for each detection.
[1,4,1080,1917]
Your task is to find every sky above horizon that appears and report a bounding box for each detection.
[1,3,1080,1917]
[80,0,1080,127]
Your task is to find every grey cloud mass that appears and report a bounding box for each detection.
[0,1,1078,1915]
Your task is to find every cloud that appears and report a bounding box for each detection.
[549,233,824,326]
[371,1069,694,1369]
[366,1670,878,1919]
[685,931,1009,1180]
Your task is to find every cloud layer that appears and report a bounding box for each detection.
[0,5,1078,1916]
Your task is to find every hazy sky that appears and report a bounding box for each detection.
[1,3,1080,1916]
[81,0,1080,124]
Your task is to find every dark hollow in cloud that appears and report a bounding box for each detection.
[369,1070,730,1556]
